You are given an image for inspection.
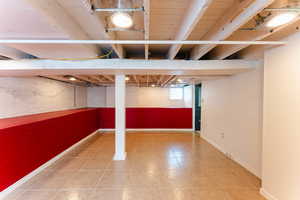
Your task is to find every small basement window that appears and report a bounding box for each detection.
[169,87,183,100]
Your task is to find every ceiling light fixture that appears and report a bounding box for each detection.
[266,12,298,27]
[69,77,76,81]
[177,79,183,83]
[111,12,133,28]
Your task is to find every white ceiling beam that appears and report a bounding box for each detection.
[144,0,150,59]
[190,0,274,60]
[56,0,124,58]
[211,17,300,60]
[24,0,99,57]
[0,59,261,76]
[167,0,213,59]
[0,45,32,59]
[0,39,285,45]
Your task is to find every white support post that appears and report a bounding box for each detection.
[113,74,127,160]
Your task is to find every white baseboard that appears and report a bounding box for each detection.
[200,134,226,154]
[200,134,260,178]
[0,130,100,200]
[260,188,278,200]
[99,128,193,132]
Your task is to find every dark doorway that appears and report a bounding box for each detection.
[195,84,202,131]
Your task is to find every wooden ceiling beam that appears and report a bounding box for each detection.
[43,75,87,86]
[210,12,300,59]
[239,17,300,59]
[146,75,149,87]
[92,75,112,84]
[57,0,125,58]
[133,75,140,87]
[190,0,274,60]
[157,75,165,86]
[162,75,176,87]
[167,0,213,59]
[0,45,32,59]
[74,75,101,86]
[24,0,124,58]
[24,0,99,56]
[101,74,115,82]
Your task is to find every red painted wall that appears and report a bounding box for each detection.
[98,107,193,129]
[0,107,192,191]
[0,109,99,192]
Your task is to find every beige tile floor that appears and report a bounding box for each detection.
[3,132,266,200]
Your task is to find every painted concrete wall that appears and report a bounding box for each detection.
[88,86,193,108]
[201,66,263,178]
[262,32,300,200]
[0,77,87,119]
[87,87,106,107]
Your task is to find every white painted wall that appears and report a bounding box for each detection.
[0,77,87,119]
[102,86,192,108]
[87,87,106,107]
[201,66,263,178]
[261,32,300,200]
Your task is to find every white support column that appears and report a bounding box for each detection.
[114,74,127,160]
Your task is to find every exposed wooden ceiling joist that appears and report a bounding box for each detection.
[133,75,140,87]
[210,10,300,59]
[42,75,87,86]
[43,74,231,87]
[239,16,300,59]
[24,0,99,56]
[24,0,124,58]
[167,0,213,59]
[101,74,115,82]
[0,45,32,59]
[73,75,101,86]
[162,75,176,87]
[190,0,275,60]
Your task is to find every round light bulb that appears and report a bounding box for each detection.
[69,77,76,81]
[111,12,133,28]
[125,76,130,81]
[266,13,298,27]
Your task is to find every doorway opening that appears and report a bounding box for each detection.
[194,84,202,131]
